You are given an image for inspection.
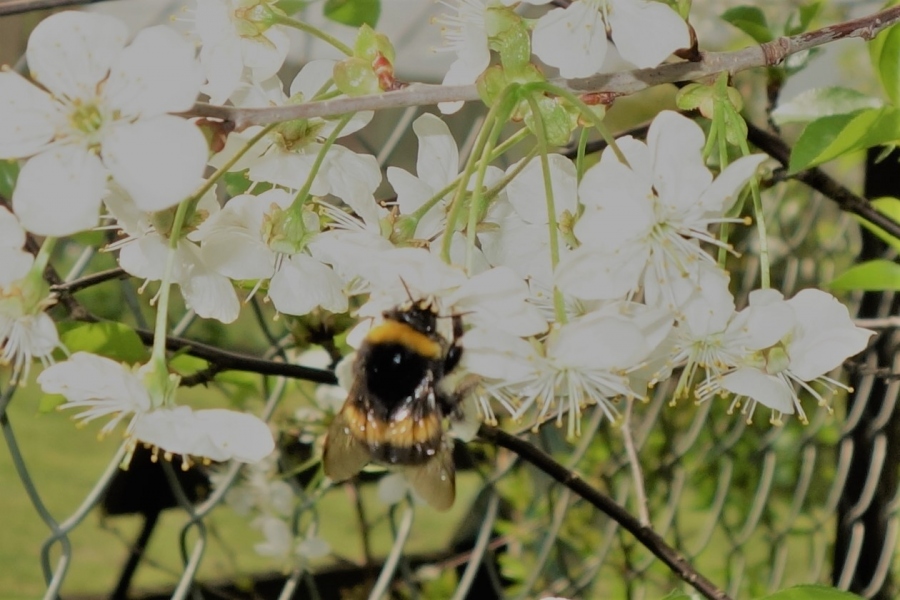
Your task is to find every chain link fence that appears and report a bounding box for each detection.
[1,2,899,599]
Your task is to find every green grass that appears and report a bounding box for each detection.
[0,381,474,599]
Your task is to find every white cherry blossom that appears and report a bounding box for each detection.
[194,0,291,103]
[210,62,379,205]
[555,111,766,311]
[39,352,275,464]
[697,289,874,424]
[0,207,63,383]
[530,0,690,79]
[0,12,207,236]
[192,188,348,316]
[464,303,672,436]
[105,189,241,324]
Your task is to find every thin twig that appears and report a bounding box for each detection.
[186,6,900,130]
[50,267,127,294]
[477,424,732,600]
[0,0,109,16]
[622,399,651,527]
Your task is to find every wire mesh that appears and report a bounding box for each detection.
[0,3,899,600]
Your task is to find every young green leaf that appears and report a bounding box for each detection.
[870,21,900,106]
[755,584,865,600]
[789,107,900,173]
[721,6,774,43]
[58,322,147,364]
[828,259,900,291]
[323,0,380,27]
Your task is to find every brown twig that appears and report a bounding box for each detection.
[186,5,900,130]
[477,424,732,600]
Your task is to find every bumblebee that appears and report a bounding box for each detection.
[323,296,464,511]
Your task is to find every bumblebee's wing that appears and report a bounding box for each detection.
[323,407,371,482]
[404,440,456,511]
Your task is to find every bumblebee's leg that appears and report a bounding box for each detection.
[404,438,455,511]
[443,313,465,373]
[437,373,481,420]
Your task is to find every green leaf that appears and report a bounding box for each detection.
[855,196,900,253]
[755,584,865,600]
[323,0,380,27]
[785,1,821,36]
[0,159,18,199]
[870,20,900,106]
[772,87,882,125]
[59,322,147,364]
[660,592,691,600]
[721,6,774,43]
[828,259,900,291]
[789,106,900,173]
[275,0,307,15]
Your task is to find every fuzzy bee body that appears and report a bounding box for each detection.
[323,298,463,511]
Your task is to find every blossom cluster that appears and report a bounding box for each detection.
[0,0,874,534]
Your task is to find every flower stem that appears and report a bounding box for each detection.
[525,94,567,325]
[441,87,517,262]
[273,14,354,56]
[150,198,192,367]
[291,112,354,208]
[409,127,530,223]
[575,127,590,182]
[464,115,507,273]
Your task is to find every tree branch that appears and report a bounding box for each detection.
[746,121,900,240]
[186,5,900,130]
[478,424,731,600]
[0,0,110,17]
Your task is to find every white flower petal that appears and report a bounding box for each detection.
[176,241,241,324]
[786,289,874,380]
[194,408,275,463]
[0,71,57,159]
[105,25,203,118]
[555,241,648,300]
[647,111,712,215]
[13,145,106,236]
[507,154,578,224]
[38,351,150,411]
[289,59,336,101]
[607,0,689,68]
[532,5,607,78]
[720,369,794,414]
[199,39,244,104]
[389,166,438,216]
[27,11,128,99]
[0,207,26,251]
[118,233,168,280]
[413,114,458,192]
[103,116,207,212]
[268,255,348,315]
[697,153,767,216]
[447,266,548,337]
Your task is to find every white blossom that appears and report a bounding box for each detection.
[555,111,766,311]
[0,207,63,383]
[0,12,207,236]
[39,352,275,464]
[105,189,241,323]
[194,0,291,103]
[530,0,690,79]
